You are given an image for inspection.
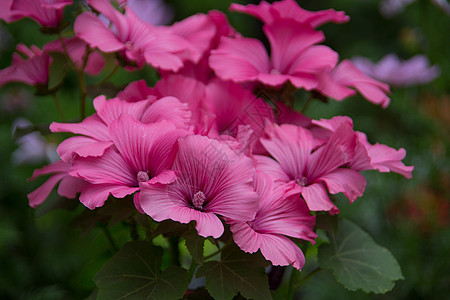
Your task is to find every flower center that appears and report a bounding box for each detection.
[270,68,281,75]
[137,171,149,183]
[295,176,307,187]
[192,191,206,210]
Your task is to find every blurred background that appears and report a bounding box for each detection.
[0,0,448,299]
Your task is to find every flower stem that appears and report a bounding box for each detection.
[51,93,66,121]
[301,94,314,114]
[101,224,118,252]
[97,63,119,86]
[294,267,321,289]
[286,268,298,300]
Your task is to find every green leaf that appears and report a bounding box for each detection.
[318,218,403,294]
[196,243,271,300]
[183,229,205,264]
[94,241,189,300]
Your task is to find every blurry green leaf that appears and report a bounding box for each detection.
[197,243,271,300]
[183,229,205,264]
[97,197,135,225]
[94,241,189,300]
[12,123,51,139]
[70,209,110,236]
[318,218,403,294]
[35,196,79,218]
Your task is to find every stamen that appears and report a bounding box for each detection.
[137,171,149,183]
[295,176,307,187]
[192,191,206,210]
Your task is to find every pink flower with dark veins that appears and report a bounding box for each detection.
[69,115,188,209]
[256,122,366,214]
[229,173,316,270]
[210,19,337,90]
[140,134,259,238]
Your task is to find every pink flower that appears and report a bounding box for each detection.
[315,60,391,108]
[44,37,105,75]
[69,115,188,209]
[311,117,413,178]
[230,0,349,28]
[50,94,191,162]
[352,54,440,87]
[0,44,51,88]
[27,160,87,208]
[256,122,366,214]
[8,0,73,28]
[209,19,337,89]
[139,134,259,238]
[229,173,316,270]
[74,0,188,71]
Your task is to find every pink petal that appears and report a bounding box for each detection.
[229,2,273,24]
[260,123,314,180]
[57,136,113,162]
[93,95,150,125]
[301,182,339,213]
[264,19,324,74]
[209,36,270,82]
[319,168,366,203]
[259,234,305,270]
[117,79,156,102]
[254,155,291,184]
[79,183,138,209]
[230,221,262,253]
[57,176,87,199]
[50,114,109,141]
[28,173,67,208]
[366,143,414,178]
[147,170,178,184]
[29,160,70,180]
[140,96,191,128]
[74,12,124,52]
[169,206,224,238]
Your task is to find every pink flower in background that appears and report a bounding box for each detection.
[229,173,316,270]
[256,122,366,214]
[126,0,173,25]
[7,0,73,28]
[210,19,337,89]
[352,54,440,87]
[140,135,259,238]
[316,59,391,108]
[44,37,105,75]
[69,115,188,209]
[75,0,188,70]
[230,0,349,28]
[0,44,51,88]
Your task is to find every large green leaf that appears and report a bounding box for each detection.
[196,243,271,300]
[94,241,189,300]
[183,230,205,265]
[318,219,403,294]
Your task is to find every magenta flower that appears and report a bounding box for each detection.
[229,173,316,269]
[44,37,105,75]
[230,0,349,28]
[8,0,72,28]
[210,19,337,89]
[0,44,51,88]
[139,135,259,238]
[256,122,366,214]
[69,115,188,209]
[50,94,191,162]
[74,0,188,70]
[315,60,391,108]
[352,54,440,87]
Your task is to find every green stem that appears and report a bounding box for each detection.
[101,225,118,252]
[301,94,314,114]
[58,33,77,69]
[129,218,139,241]
[286,268,297,300]
[52,93,66,122]
[97,63,119,85]
[188,260,199,281]
[169,236,181,266]
[78,46,90,120]
[294,267,321,289]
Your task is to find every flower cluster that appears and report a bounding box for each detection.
[2,0,413,271]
